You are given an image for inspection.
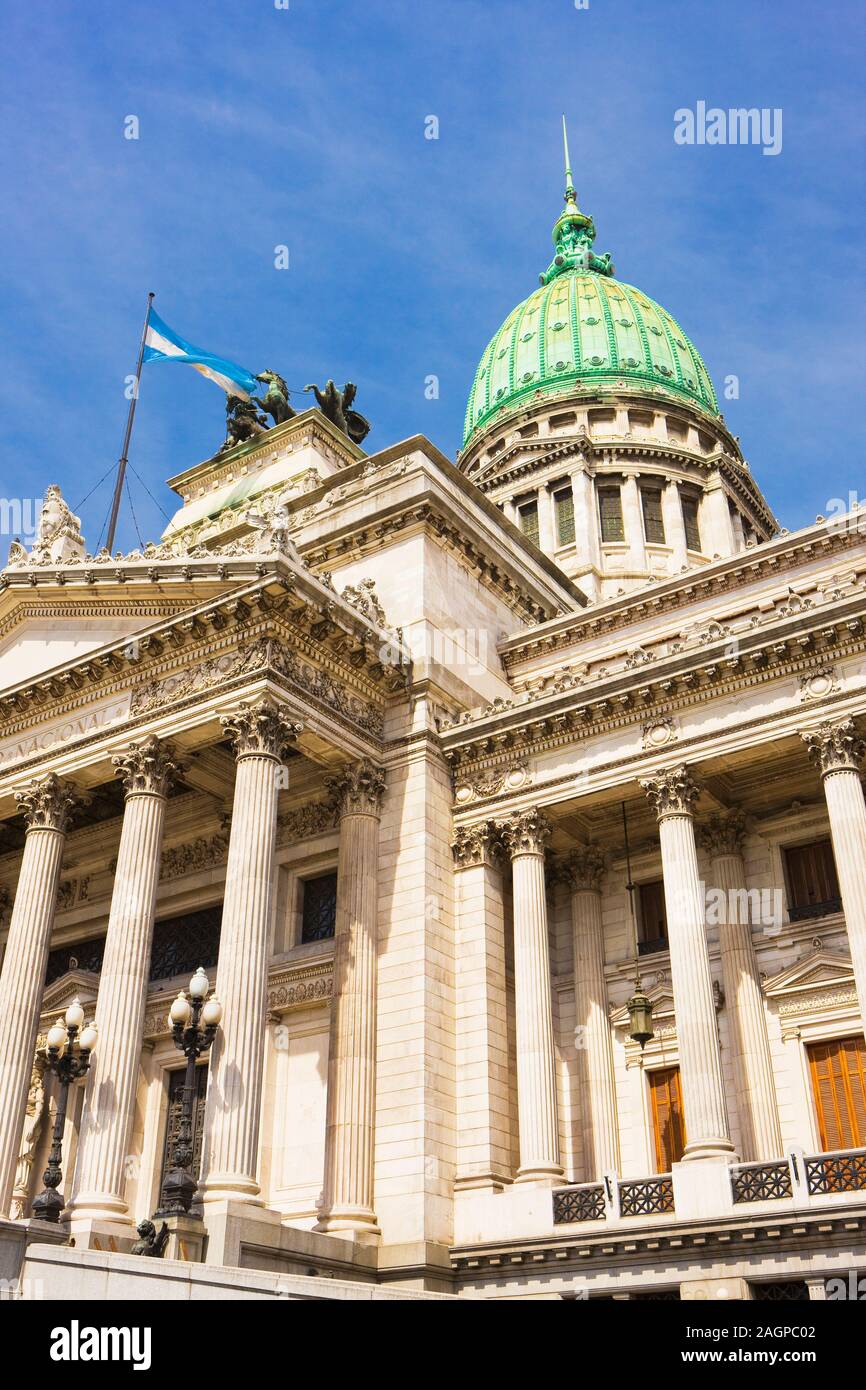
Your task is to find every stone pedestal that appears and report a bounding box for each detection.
[69,740,180,1229]
[0,776,82,1216]
[452,824,511,1191]
[564,844,620,1179]
[502,810,563,1186]
[315,761,385,1243]
[803,719,866,1021]
[201,700,300,1207]
[699,810,782,1161]
[164,1214,205,1264]
[641,767,735,1162]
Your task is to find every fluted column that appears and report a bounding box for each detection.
[69,739,181,1223]
[563,844,620,1178]
[803,719,866,1021]
[699,810,782,1160]
[200,699,300,1206]
[641,767,735,1162]
[0,776,82,1215]
[452,823,511,1191]
[502,809,563,1185]
[315,760,385,1241]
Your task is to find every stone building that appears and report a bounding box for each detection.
[1,166,865,1301]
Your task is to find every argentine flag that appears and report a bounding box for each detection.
[143,309,260,400]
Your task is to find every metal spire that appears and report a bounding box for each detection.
[561,114,578,208]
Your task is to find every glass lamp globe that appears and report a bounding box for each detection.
[79,1023,98,1052]
[189,967,209,999]
[65,997,85,1031]
[202,995,223,1028]
[47,1019,67,1053]
[169,991,192,1026]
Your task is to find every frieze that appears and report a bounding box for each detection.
[776,987,858,1018]
[131,638,271,715]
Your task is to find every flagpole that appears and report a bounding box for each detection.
[106,291,155,554]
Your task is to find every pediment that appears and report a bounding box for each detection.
[611,981,676,1030]
[39,970,99,1021]
[763,947,855,1001]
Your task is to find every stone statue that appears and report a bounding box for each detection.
[9,1057,47,1220]
[304,380,371,445]
[219,395,269,453]
[255,371,295,426]
[31,485,85,564]
[341,578,388,627]
[130,1218,169,1258]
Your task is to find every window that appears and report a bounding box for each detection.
[681,494,701,550]
[159,1064,208,1195]
[301,871,338,943]
[149,907,222,983]
[517,499,540,547]
[640,487,665,544]
[649,1067,686,1171]
[637,879,668,955]
[808,1036,866,1150]
[598,485,625,543]
[783,839,841,921]
[553,487,576,546]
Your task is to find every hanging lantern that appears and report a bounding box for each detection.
[626,981,654,1049]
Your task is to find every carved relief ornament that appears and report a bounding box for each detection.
[221,698,302,761]
[560,842,606,892]
[325,759,386,818]
[451,822,501,869]
[640,765,700,820]
[14,774,87,833]
[499,807,552,858]
[113,736,184,797]
[698,808,748,858]
[802,718,866,776]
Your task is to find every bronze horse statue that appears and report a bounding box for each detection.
[304,380,371,445]
[255,370,295,426]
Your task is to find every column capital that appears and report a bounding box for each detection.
[221,698,302,762]
[560,842,606,892]
[698,807,747,858]
[500,808,552,858]
[802,718,866,776]
[452,822,502,870]
[640,764,700,821]
[326,759,386,818]
[14,773,86,833]
[112,736,184,798]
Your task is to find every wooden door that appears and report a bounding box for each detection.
[807,1036,866,1151]
[649,1066,686,1171]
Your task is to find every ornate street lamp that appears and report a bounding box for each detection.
[155,967,222,1218]
[622,801,654,1049]
[32,998,97,1222]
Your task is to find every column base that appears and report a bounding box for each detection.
[64,1191,134,1228]
[682,1137,738,1163]
[514,1163,564,1188]
[313,1208,381,1246]
[200,1174,262,1207]
[453,1171,513,1194]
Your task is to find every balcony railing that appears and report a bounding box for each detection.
[619,1175,674,1216]
[787,897,842,923]
[553,1183,606,1225]
[731,1159,793,1204]
[805,1147,866,1194]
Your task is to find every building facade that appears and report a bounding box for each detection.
[2,172,866,1300]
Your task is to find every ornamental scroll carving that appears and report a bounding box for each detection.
[802,718,866,776]
[325,759,386,818]
[640,765,700,820]
[270,643,384,736]
[113,736,183,797]
[14,774,87,833]
[698,808,748,858]
[130,637,271,715]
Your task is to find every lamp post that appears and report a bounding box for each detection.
[32,998,97,1223]
[622,801,654,1050]
[155,966,222,1217]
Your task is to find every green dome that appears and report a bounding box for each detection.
[463,271,719,446]
[462,121,718,447]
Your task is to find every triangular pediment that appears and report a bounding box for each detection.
[39,970,99,1021]
[763,947,854,1000]
[611,981,676,1030]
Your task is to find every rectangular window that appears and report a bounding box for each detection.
[637,879,668,955]
[783,839,841,921]
[598,485,625,543]
[808,1036,866,1150]
[517,499,540,547]
[649,1066,686,1171]
[640,487,665,544]
[553,487,576,547]
[301,871,338,943]
[681,494,701,551]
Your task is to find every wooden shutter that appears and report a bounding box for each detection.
[649,1067,686,1171]
[808,1036,866,1150]
[784,839,840,915]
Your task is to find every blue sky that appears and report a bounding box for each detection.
[1,0,864,552]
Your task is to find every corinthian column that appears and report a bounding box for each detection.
[640,767,735,1162]
[563,844,620,1178]
[452,823,511,1191]
[803,719,866,1021]
[200,700,300,1206]
[315,760,385,1242]
[698,810,782,1161]
[0,775,83,1215]
[501,809,563,1185]
[69,738,181,1224]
